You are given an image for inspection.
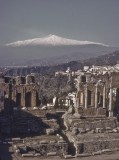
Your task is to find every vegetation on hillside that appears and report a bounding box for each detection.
[37,75,76,103]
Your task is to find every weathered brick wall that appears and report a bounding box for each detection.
[78,107,106,116]
[19,142,68,156]
[71,118,117,131]
[76,139,119,154]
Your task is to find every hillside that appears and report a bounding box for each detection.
[37,75,76,103]
[4,61,82,76]
[83,50,119,66]
[4,50,119,77]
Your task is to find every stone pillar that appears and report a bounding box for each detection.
[95,85,98,108]
[103,85,106,108]
[109,85,113,117]
[31,90,36,108]
[109,86,112,111]
[85,85,88,109]
[74,96,77,107]
[91,92,94,106]
[80,92,84,105]
[12,87,16,106]
[21,88,25,107]
[9,85,16,107]
[76,97,79,108]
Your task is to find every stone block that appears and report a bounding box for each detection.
[22,153,34,157]
[47,152,57,156]
[46,128,55,135]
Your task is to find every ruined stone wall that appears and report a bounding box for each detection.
[76,72,119,117]
[76,139,119,154]
[78,107,106,116]
[13,140,68,157]
[0,75,40,109]
[70,118,117,131]
[29,141,68,156]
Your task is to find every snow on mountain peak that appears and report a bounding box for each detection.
[6,34,109,47]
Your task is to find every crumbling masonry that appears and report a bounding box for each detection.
[75,72,119,117]
[62,71,119,157]
[1,71,119,158]
[0,74,40,110]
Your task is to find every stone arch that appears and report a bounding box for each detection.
[36,92,41,106]
[99,95,103,107]
[97,92,100,104]
[16,93,21,107]
[113,88,119,116]
[81,75,86,83]
[87,90,91,106]
[25,92,31,107]
[80,92,84,105]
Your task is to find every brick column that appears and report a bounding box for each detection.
[76,97,79,108]
[31,90,36,108]
[103,85,106,108]
[95,85,98,108]
[80,92,84,105]
[21,88,25,107]
[12,87,16,107]
[85,85,88,109]
[109,85,113,117]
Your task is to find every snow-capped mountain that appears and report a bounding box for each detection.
[6,34,108,47]
[0,34,118,67]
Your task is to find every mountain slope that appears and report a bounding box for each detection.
[0,34,118,67]
[6,34,108,47]
[83,50,119,66]
[4,51,119,77]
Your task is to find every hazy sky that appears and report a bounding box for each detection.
[0,0,119,46]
